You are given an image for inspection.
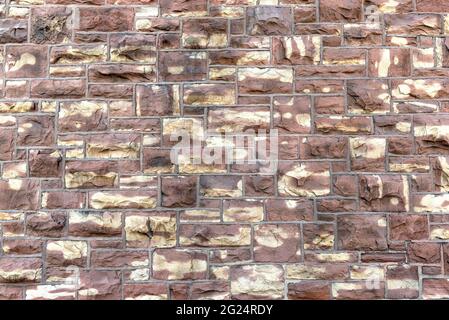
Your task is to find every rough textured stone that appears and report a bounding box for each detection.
[0,0,448,301]
[31,7,71,44]
[337,214,388,251]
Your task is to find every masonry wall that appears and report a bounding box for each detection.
[1,0,449,300]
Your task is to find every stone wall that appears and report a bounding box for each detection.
[1,0,449,300]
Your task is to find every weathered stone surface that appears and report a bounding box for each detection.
[125,212,176,248]
[78,270,121,300]
[5,45,48,78]
[180,224,251,247]
[238,67,293,94]
[159,51,207,81]
[124,284,167,300]
[246,6,292,35]
[266,199,314,221]
[0,0,448,301]
[160,0,207,17]
[288,281,331,300]
[223,199,264,222]
[315,116,372,134]
[407,242,441,263]
[303,223,335,250]
[0,20,27,44]
[46,240,87,267]
[273,36,321,65]
[50,45,107,64]
[59,101,107,132]
[359,175,409,212]
[320,0,362,22]
[136,84,179,116]
[88,64,156,83]
[69,211,122,237]
[182,18,227,48]
[0,180,39,210]
[91,250,148,268]
[31,7,71,44]
[230,264,284,300]
[385,14,441,35]
[89,190,157,209]
[273,96,311,133]
[0,129,15,161]
[0,258,41,283]
[389,214,429,240]
[77,8,134,32]
[208,106,270,133]
[161,176,197,208]
[184,83,236,106]
[110,34,156,63]
[278,162,330,197]
[86,134,140,159]
[31,79,86,98]
[254,224,301,262]
[26,212,66,237]
[350,137,386,171]
[29,149,62,177]
[414,115,449,154]
[337,214,388,251]
[153,249,207,280]
[300,137,347,159]
[347,80,391,114]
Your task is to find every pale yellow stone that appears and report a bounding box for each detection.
[0,101,34,113]
[86,141,140,159]
[414,194,449,213]
[224,204,264,222]
[430,227,449,240]
[125,215,176,247]
[350,266,384,280]
[6,52,35,72]
[47,241,87,260]
[392,79,442,99]
[65,171,117,189]
[210,266,230,280]
[2,162,27,179]
[90,192,156,209]
[8,7,28,17]
[387,279,419,290]
[389,162,429,173]
[413,48,434,68]
[69,211,121,229]
[315,253,353,263]
[209,67,235,80]
[49,65,84,77]
[0,212,23,221]
[0,269,41,283]
[181,210,221,223]
[184,84,236,105]
[26,285,76,300]
[163,118,204,140]
[182,32,227,48]
[238,67,293,83]
[153,251,207,280]
[52,45,107,64]
[208,109,270,133]
[278,164,330,197]
[230,265,284,299]
[128,269,150,282]
[332,283,365,297]
[286,265,329,280]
